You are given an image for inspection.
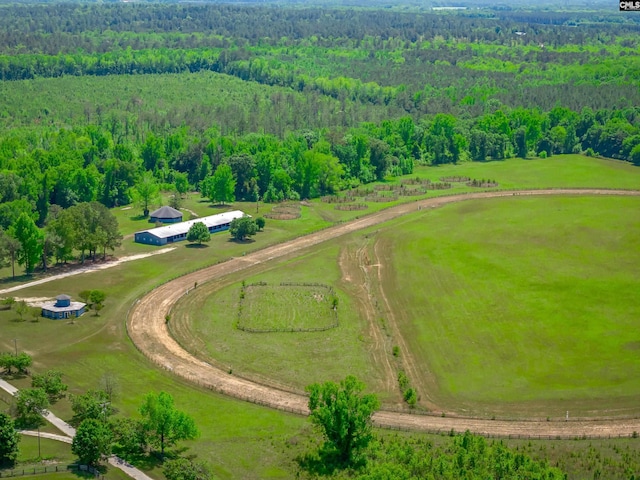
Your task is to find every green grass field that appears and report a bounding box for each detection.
[378,195,640,417]
[176,191,640,418]
[238,283,337,332]
[1,155,639,478]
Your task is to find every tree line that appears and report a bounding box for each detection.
[0,202,121,277]
[1,34,638,115]
[0,4,637,55]
[0,104,638,275]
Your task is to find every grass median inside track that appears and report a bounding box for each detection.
[170,243,385,397]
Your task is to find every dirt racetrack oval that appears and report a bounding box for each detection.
[127,189,640,438]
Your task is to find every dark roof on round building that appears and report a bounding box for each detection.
[150,206,182,219]
[56,294,71,301]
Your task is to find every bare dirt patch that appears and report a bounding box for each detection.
[127,189,640,436]
[338,241,398,400]
[265,203,301,220]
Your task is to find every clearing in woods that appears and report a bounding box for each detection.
[143,189,640,437]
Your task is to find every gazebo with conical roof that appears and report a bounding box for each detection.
[149,206,183,224]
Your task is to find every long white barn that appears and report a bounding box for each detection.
[134,210,247,246]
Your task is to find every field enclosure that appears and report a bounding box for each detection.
[237,282,338,333]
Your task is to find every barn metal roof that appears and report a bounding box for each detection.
[135,210,247,240]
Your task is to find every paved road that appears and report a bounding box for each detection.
[0,378,155,480]
[128,189,640,438]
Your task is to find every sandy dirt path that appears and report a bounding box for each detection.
[128,189,640,437]
[0,248,175,295]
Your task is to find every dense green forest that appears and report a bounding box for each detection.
[0,3,639,274]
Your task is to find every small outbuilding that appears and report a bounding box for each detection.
[149,206,183,224]
[41,294,86,320]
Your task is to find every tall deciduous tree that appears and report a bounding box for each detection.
[173,171,189,198]
[139,391,199,458]
[32,370,68,401]
[514,127,528,158]
[15,388,49,428]
[306,375,379,465]
[368,138,390,180]
[60,202,121,263]
[72,419,112,466]
[10,212,43,274]
[0,352,32,375]
[93,202,122,260]
[229,216,257,241]
[227,153,256,200]
[202,163,235,205]
[70,390,114,425]
[131,172,161,217]
[0,229,21,278]
[0,412,20,466]
[13,352,32,375]
[109,417,146,459]
[89,290,106,316]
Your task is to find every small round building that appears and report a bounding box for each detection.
[41,294,86,320]
[149,206,183,224]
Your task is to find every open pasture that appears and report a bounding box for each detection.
[171,191,640,418]
[377,194,640,417]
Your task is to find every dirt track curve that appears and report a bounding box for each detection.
[128,189,640,438]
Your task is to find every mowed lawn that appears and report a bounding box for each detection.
[415,154,640,190]
[379,195,640,417]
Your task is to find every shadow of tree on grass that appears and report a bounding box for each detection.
[296,444,365,478]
